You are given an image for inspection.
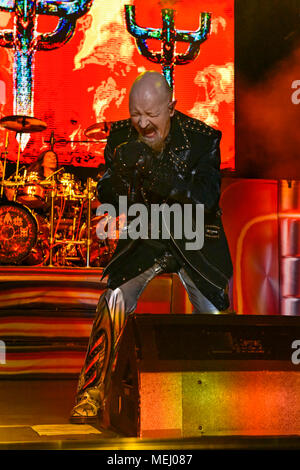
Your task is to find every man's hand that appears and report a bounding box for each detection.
[114,140,154,189]
[135,152,153,177]
[143,157,191,202]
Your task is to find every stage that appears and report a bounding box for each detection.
[0,379,300,451]
[0,0,299,454]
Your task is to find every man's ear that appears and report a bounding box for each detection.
[169,100,177,117]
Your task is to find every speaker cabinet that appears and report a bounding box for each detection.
[107,314,300,438]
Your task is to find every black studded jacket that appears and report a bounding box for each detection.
[97,110,233,311]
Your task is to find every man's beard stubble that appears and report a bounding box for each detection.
[138,133,165,154]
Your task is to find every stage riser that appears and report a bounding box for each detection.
[132,371,300,438]
[108,314,300,437]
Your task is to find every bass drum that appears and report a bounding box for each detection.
[0,201,38,264]
[0,201,49,265]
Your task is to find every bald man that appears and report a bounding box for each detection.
[70,71,233,423]
[129,71,175,152]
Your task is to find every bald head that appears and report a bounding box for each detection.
[129,71,176,152]
[130,71,173,102]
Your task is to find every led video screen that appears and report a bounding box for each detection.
[0,0,234,175]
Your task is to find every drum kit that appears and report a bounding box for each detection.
[0,115,117,267]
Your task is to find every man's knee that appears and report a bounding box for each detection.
[105,285,138,315]
[104,287,125,309]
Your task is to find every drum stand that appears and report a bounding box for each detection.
[12,132,26,202]
[0,132,9,199]
[48,178,93,268]
[86,177,93,268]
[49,179,56,267]
[0,131,26,202]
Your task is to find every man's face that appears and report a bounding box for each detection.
[129,87,175,152]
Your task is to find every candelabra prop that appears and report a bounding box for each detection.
[0,0,94,148]
[125,5,211,90]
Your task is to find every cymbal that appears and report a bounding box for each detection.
[84,121,111,141]
[0,115,47,133]
[0,180,25,186]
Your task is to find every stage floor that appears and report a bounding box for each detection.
[0,379,300,451]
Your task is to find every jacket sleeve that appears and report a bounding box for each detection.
[185,131,221,210]
[97,139,130,207]
[144,131,222,212]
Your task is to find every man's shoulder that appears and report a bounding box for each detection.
[175,111,222,140]
[109,118,131,133]
[106,118,132,150]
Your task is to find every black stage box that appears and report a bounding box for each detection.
[108,314,300,438]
